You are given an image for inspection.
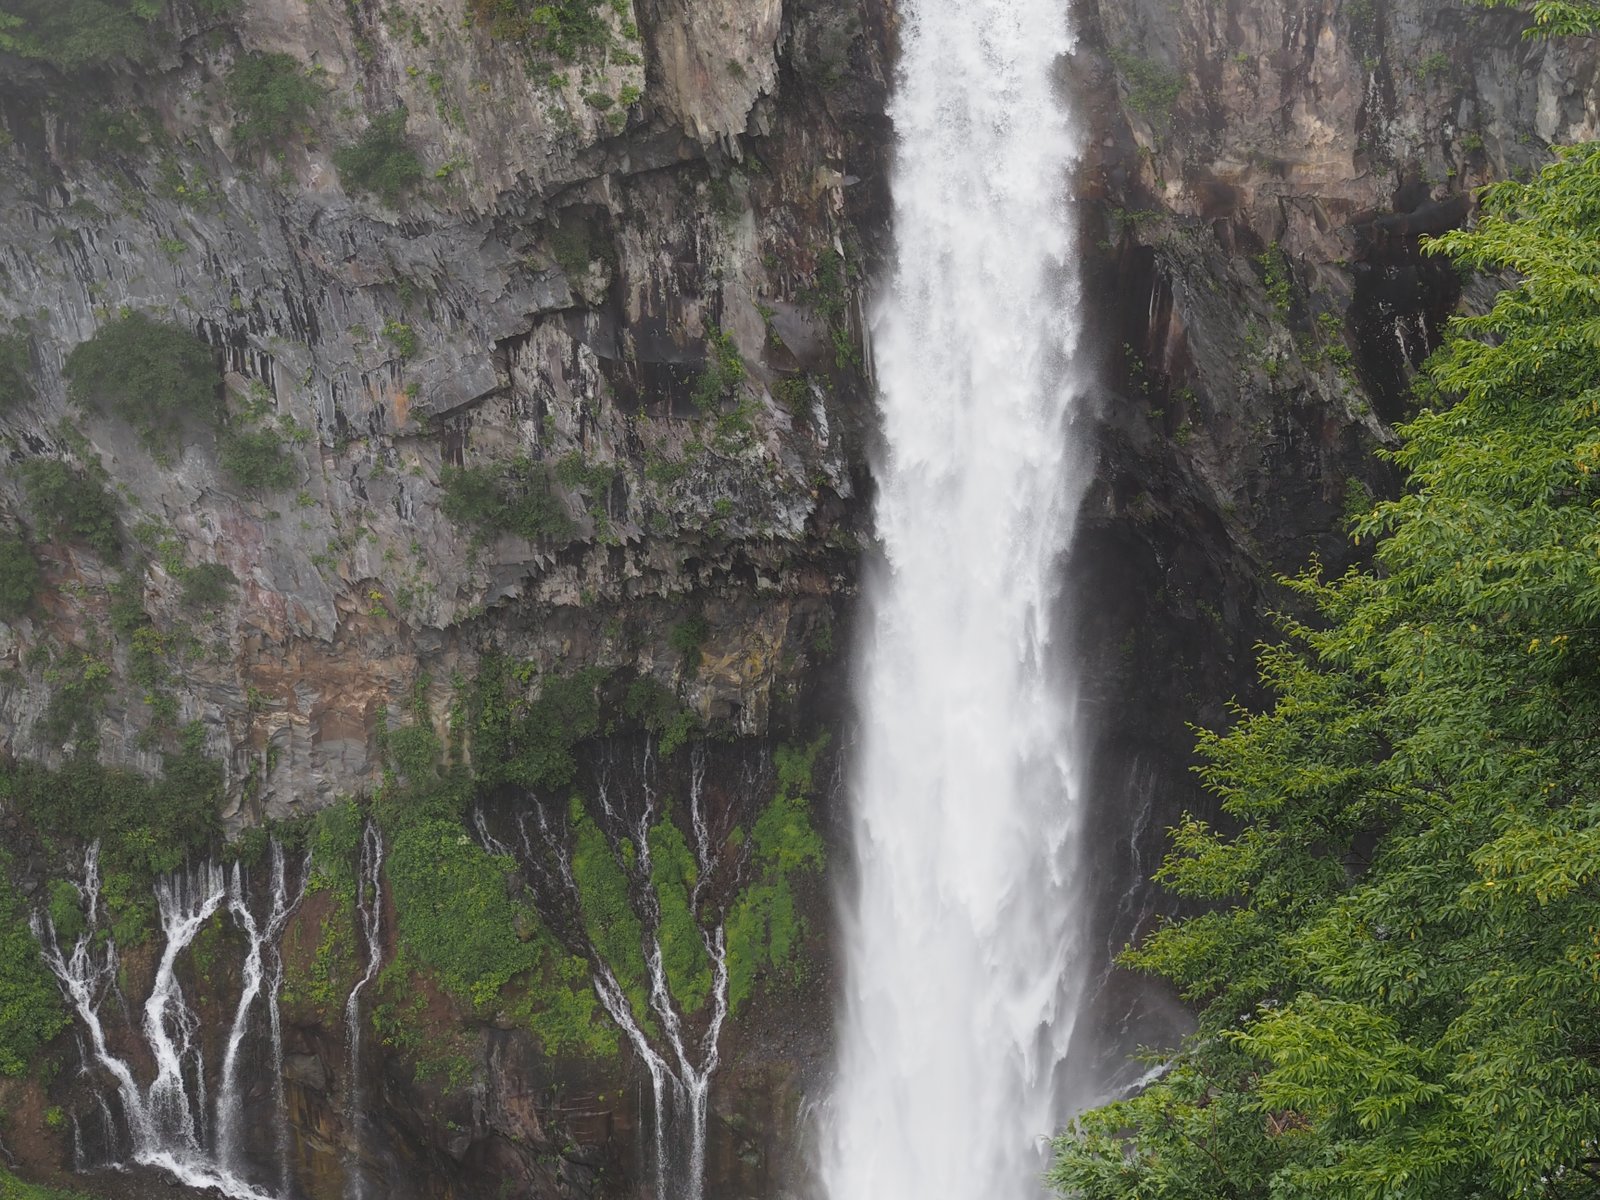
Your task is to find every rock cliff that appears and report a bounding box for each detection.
[0,0,1592,1196]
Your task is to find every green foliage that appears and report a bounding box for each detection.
[179,561,237,609]
[0,330,33,411]
[724,737,826,1012]
[64,313,221,453]
[227,52,321,152]
[1473,0,1600,36]
[309,799,363,895]
[466,0,611,62]
[0,0,163,70]
[570,798,649,1015]
[0,724,222,877]
[0,1167,93,1199]
[623,676,701,756]
[1052,143,1600,1200]
[218,427,295,492]
[377,776,610,1053]
[383,320,418,358]
[647,817,711,1012]
[469,660,604,793]
[33,645,111,749]
[0,861,70,1078]
[691,324,747,413]
[0,535,40,620]
[17,458,120,558]
[668,615,708,664]
[440,456,576,545]
[1108,47,1185,121]
[333,107,422,206]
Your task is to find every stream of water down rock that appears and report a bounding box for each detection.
[820,0,1091,1193]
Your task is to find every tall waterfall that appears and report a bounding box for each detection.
[821,0,1089,1192]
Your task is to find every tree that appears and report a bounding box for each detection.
[63,313,221,454]
[1052,145,1600,1200]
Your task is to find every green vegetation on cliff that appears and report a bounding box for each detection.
[227,52,322,153]
[64,313,221,454]
[0,859,69,1078]
[1052,144,1600,1200]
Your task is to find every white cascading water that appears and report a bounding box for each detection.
[36,841,306,1200]
[344,821,386,1200]
[821,0,1090,1193]
[510,742,727,1200]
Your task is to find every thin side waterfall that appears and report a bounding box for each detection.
[343,820,386,1200]
[507,742,728,1200]
[36,842,306,1200]
[821,0,1090,1192]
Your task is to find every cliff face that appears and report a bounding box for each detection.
[0,0,1592,1197]
[0,0,887,817]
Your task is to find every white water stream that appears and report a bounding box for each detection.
[821,0,1090,1193]
[37,841,306,1200]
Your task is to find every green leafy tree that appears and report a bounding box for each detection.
[16,458,120,558]
[227,52,322,152]
[64,312,221,453]
[0,0,161,70]
[333,108,422,206]
[0,534,40,619]
[1053,144,1600,1200]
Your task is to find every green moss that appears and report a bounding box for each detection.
[0,723,222,876]
[0,1164,92,1199]
[0,330,33,411]
[647,817,712,1012]
[441,456,576,545]
[466,0,611,62]
[724,737,827,1012]
[218,427,295,492]
[691,324,746,413]
[570,799,649,1015]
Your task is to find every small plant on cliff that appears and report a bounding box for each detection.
[440,456,576,544]
[333,107,423,206]
[690,324,747,412]
[17,457,121,558]
[218,426,296,492]
[64,312,222,454]
[0,534,40,620]
[466,0,611,62]
[227,52,323,152]
[0,328,33,411]
[1107,47,1185,123]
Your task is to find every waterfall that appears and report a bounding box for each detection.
[36,842,306,1200]
[821,0,1090,1192]
[507,743,728,1200]
[343,821,386,1200]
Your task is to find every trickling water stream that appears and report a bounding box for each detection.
[37,842,307,1200]
[822,0,1090,1193]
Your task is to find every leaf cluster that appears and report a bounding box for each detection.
[1054,143,1600,1200]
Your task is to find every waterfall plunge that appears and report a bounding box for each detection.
[821,0,1090,1194]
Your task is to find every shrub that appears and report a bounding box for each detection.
[17,458,120,558]
[64,313,221,453]
[466,0,610,61]
[1108,47,1185,121]
[0,330,33,411]
[0,0,162,70]
[333,107,422,205]
[180,561,237,608]
[691,324,746,412]
[0,861,70,1077]
[227,52,322,152]
[668,615,708,662]
[218,426,295,492]
[440,456,575,544]
[0,535,40,619]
